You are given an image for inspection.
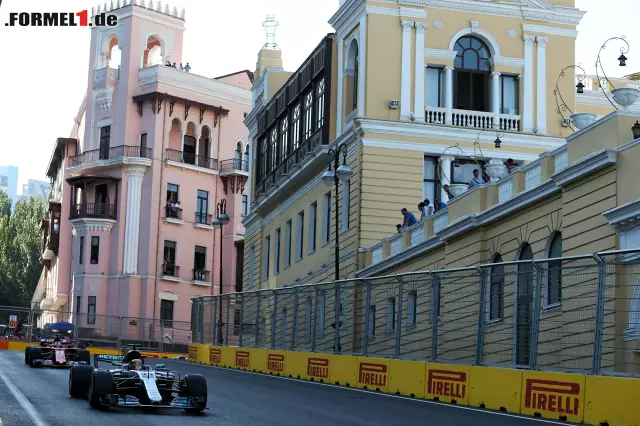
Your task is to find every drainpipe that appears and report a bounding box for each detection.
[152,99,168,322]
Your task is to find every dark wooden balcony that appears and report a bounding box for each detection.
[69,202,117,220]
[68,145,152,167]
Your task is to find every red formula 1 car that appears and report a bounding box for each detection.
[24,322,90,368]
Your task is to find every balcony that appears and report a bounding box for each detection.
[195,212,214,230]
[426,107,521,131]
[93,66,119,113]
[165,149,218,174]
[67,145,152,170]
[162,263,180,281]
[219,159,249,175]
[164,205,183,225]
[69,202,117,220]
[193,269,210,283]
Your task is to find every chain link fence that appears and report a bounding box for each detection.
[191,249,640,377]
[0,308,192,354]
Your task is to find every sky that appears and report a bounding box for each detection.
[0,0,637,188]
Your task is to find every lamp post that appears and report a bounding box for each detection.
[321,142,353,353]
[212,199,230,344]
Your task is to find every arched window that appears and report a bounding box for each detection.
[244,144,250,169]
[547,232,562,306]
[489,254,505,322]
[453,35,491,112]
[235,142,243,168]
[517,243,534,366]
[143,35,163,67]
[347,40,359,114]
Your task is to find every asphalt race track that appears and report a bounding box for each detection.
[0,350,576,426]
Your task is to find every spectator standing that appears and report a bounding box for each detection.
[401,208,417,227]
[443,184,455,201]
[422,199,434,216]
[468,169,484,189]
[506,158,517,174]
[418,202,426,220]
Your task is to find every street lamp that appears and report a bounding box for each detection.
[322,142,352,354]
[213,199,229,344]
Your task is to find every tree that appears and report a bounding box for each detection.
[0,191,47,308]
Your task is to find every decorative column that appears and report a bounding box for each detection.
[358,14,367,117]
[492,71,502,128]
[536,36,548,134]
[440,155,454,202]
[400,20,414,120]
[444,66,454,125]
[122,166,146,275]
[336,35,344,135]
[523,35,536,133]
[414,22,427,122]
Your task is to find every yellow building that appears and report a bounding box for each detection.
[241,0,639,296]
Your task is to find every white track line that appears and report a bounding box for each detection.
[0,368,49,426]
[177,361,575,426]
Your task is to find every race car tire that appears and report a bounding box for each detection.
[89,370,115,409]
[179,374,207,413]
[24,347,33,365]
[69,365,94,398]
[28,347,42,368]
[77,349,91,365]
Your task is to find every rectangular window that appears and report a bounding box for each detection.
[323,192,331,245]
[341,180,350,233]
[407,291,417,327]
[196,190,209,224]
[78,236,84,265]
[248,246,255,289]
[160,299,174,329]
[242,195,248,216]
[263,235,270,279]
[194,246,207,281]
[90,236,100,264]
[167,183,179,204]
[426,67,445,108]
[99,125,111,159]
[285,220,292,267]
[291,104,301,152]
[316,78,325,129]
[270,128,278,172]
[423,156,439,205]
[309,202,317,253]
[88,296,96,325]
[297,211,305,261]
[303,91,313,140]
[280,117,289,161]
[163,240,177,276]
[501,75,519,115]
[274,228,281,274]
[139,132,147,152]
[76,296,81,315]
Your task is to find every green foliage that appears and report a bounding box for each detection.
[0,191,47,307]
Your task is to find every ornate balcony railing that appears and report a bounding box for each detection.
[68,145,152,167]
[165,149,218,171]
[69,203,117,220]
[425,107,522,131]
[219,158,249,173]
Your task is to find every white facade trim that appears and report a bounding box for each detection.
[521,23,578,38]
[358,14,367,117]
[576,92,640,111]
[361,138,540,162]
[551,149,617,187]
[536,36,548,134]
[424,48,457,61]
[522,35,535,132]
[336,34,344,136]
[490,56,525,69]
[164,160,220,176]
[122,165,146,275]
[602,200,640,231]
[70,218,116,235]
[66,157,152,174]
[414,22,427,122]
[356,119,566,151]
[400,20,414,120]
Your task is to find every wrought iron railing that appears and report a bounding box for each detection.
[162,263,180,278]
[195,212,212,226]
[193,269,210,282]
[67,145,152,167]
[219,158,249,173]
[165,205,182,220]
[69,203,117,220]
[165,149,218,171]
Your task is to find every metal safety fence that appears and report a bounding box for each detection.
[0,308,192,354]
[191,249,640,376]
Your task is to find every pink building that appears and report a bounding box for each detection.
[31,2,251,347]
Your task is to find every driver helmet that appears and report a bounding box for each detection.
[129,359,143,371]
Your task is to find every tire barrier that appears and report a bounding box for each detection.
[188,343,640,426]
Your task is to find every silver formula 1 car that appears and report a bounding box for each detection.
[68,345,207,412]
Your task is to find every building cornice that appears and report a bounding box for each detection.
[602,200,640,230]
[356,119,566,151]
[551,149,617,186]
[521,23,578,38]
